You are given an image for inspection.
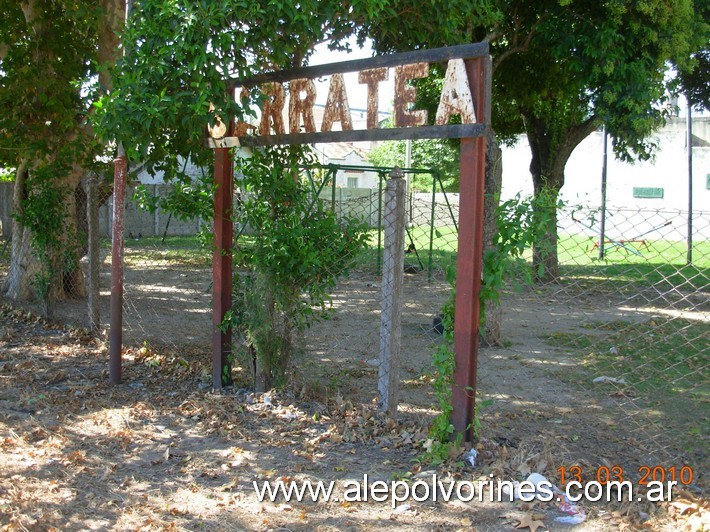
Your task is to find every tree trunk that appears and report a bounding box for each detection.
[525,112,600,283]
[4,162,40,302]
[4,164,87,316]
[481,128,503,346]
[526,118,563,283]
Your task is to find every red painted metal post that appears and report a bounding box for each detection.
[109,146,127,385]
[212,147,234,389]
[451,57,489,441]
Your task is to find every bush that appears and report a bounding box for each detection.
[229,146,370,391]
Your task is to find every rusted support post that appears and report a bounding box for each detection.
[212,147,234,389]
[378,167,407,415]
[86,174,100,332]
[109,145,127,385]
[451,56,490,441]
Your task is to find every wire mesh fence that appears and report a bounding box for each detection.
[518,206,709,466]
[298,173,458,413]
[0,174,706,474]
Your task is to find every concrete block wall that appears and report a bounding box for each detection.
[0,182,205,240]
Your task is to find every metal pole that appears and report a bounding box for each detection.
[405,140,413,222]
[109,145,127,385]
[451,56,489,442]
[687,100,693,266]
[87,175,100,332]
[377,172,384,273]
[330,166,336,212]
[598,127,608,259]
[368,189,373,228]
[428,172,436,283]
[107,0,134,385]
[212,147,234,389]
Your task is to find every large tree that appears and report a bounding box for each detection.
[367,0,706,281]
[493,0,703,280]
[0,0,124,313]
[98,0,383,175]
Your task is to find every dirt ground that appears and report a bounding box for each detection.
[0,270,707,531]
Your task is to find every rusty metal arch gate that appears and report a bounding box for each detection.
[219,43,492,442]
[113,43,491,442]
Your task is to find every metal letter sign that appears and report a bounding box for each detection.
[208,43,490,147]
[210,43,491,442]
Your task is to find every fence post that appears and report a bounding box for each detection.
[378,167,407,416]
[86,175,100,332]
[109,145,127,385]
[428,173,437,282]
[376,172,384,273]
[212,147,234,389]
[598,127,608,259]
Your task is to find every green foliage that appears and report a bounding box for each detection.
[98,0,388,184]
[133,175,214,224]
[0,2,102,165]
[428,193,549,446]
[229,146,370,389]
[428,292,456,444]
[0,167,13,182]
[480,194,547,311]
[367,137,459,191]
[677,48,710,111]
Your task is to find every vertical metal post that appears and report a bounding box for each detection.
[687,101,693,266]
[598,127,608,259]
[378,167,406,415]
[87,175,100,332]
[212,147,234,389]
[451,56,490,441]
[428,172,437,283]
[109,145,127,385]
[330,167,337,212]
[405,140,414,222]
[376,172,384,273]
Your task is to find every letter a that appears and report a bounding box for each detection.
[321,74,353,132]
[435,59,476,125]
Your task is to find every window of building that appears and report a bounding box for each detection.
[347,176,359,188]
[632,187,664,199]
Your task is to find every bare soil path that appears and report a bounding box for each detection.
[1,277,706,530]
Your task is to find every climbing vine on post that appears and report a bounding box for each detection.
[428,193,550,454]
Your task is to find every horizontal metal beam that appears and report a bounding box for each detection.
[233,123,486,146]
[207,137,241,149]
[232,43,489,88]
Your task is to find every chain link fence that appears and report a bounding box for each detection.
[0,174,706,475]
[522,206,709,465]
[299,171,458,413]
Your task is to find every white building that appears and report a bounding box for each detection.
[501,116,709,212]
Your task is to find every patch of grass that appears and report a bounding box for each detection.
[546,318,709,397]
[546,317,709,453]
[114,235,212,268]
[582,320,635,331]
